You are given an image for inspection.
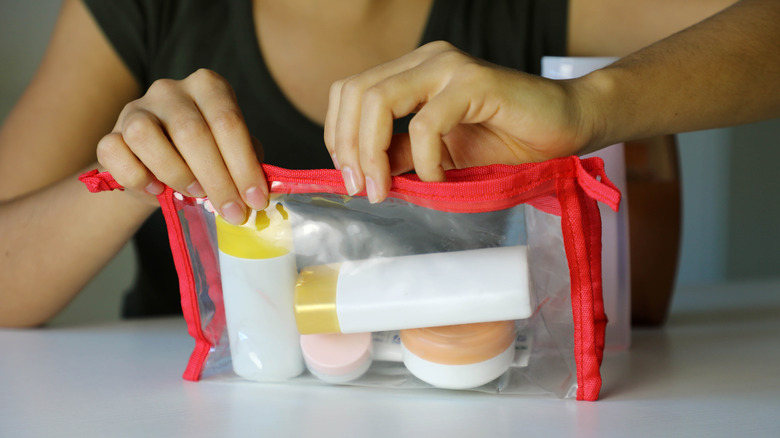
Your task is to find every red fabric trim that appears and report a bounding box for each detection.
[156,189,211,381]
[77,158,620,214]
[578,158,621,211]
[181,197,227,366]
[557,177,606,401]
[579,159,611,400]
[263,156,620,215]
[78,169,123,192]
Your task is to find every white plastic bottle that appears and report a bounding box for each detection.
[217,202,304,381]
[294,245,532,334]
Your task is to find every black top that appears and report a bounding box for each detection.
[84,0,569,317]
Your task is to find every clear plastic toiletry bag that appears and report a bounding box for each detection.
[81,156,620,401]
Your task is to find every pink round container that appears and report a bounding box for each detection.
[299,332,373,383]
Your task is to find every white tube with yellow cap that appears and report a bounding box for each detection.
[217,202,304,381]
[294,245,531,334]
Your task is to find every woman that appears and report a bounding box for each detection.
[0,0,776,326]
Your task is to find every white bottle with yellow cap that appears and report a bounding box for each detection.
[294,245,532,334]
[217,202,304,381]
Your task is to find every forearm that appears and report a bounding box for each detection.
[576,0,780,151]
[0,168,155,327]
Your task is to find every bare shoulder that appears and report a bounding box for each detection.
[0,0,140,201]
[566,0,738,57]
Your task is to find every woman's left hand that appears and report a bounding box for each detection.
[324,41,596,203]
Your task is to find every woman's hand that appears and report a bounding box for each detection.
[96,68,267,224]
[324,41,597,203]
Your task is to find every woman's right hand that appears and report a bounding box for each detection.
[96,68,268,225]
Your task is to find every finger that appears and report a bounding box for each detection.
[118,108,203,197]
[187,71,268,211]
[407,85,474,182]
[96,132,165,197]
[325,41,456,161]
[324,76,350,169]
[356,54,465,202]
[328,41,459,195]
[333,83,364,195]
[150,89,246,225]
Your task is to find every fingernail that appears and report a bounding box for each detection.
[221,201,247,225]
[145,180,165,196]
[245,186,268,211]
[186,181,206,198]
[342,166,360,196]
[365,176,379,204]
[331,153,341,170]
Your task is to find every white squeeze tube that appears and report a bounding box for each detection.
[294,245,532,334]
[216,202,304,381]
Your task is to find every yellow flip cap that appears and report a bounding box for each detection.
[215,203,292,259]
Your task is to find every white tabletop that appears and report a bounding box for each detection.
[2,280,779,438]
